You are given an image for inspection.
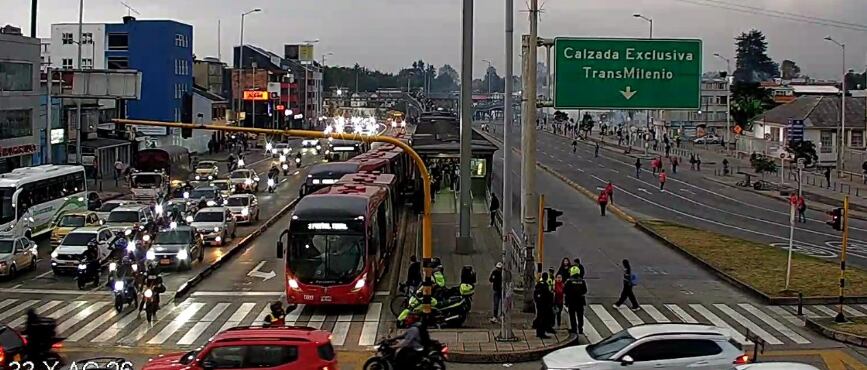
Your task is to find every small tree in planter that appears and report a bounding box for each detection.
[750,153,778,180]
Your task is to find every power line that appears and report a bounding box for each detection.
[673,0,867,32]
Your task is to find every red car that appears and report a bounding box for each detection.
[142,326,337,370]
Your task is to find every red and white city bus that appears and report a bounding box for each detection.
[276,175,397,305]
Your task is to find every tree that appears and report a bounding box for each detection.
[786,140,818,167]
[781,60,801,80]
[750,153,778,179]
[733,30,780,84]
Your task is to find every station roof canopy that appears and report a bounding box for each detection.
[411,116,497,157]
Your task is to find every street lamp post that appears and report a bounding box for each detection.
[238,8,261,125]
[714,53,732,152]
[75,0,83,164]
[826,36,846,171]
[633,13,653,136]
[320,52,333,122]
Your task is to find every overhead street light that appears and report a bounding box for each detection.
[633,13,653,39]
[237,7,262,124]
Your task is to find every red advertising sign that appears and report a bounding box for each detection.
[0,144,37,158]
[276,105,286,111]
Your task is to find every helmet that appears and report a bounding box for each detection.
[121,256,132,265]
[569,266,581,277]
[269,301,283,312]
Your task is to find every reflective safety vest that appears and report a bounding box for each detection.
[433,271,445,287]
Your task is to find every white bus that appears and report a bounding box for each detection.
[0,165,88,238]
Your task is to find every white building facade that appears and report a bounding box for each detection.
[47,23,106,70]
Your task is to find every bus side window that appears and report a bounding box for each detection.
[369,212,380,257]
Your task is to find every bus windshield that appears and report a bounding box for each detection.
[132,174,162,188]
[288,233,365,284]
[0,187,15,225]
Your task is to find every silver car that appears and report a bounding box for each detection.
[229,169,261,193]
[225,194,260,224]
[194,160,219,180]
[189,207,237,246]
[0,236,37,277]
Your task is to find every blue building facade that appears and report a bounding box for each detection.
[105,17,192,134]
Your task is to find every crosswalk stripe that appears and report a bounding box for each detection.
[641,305,669,323]
[813,305,837,316]
[331,322,350,346]
[689,304,751,346]
[337,313,354,322]
[201,303,231,321]
[713,304,781,345]
[147,302,206,345]
[843,305,865,317]
[616,306,644,326]
[590,305,623,333]
[309,312,326,323]
[0,299,18,312]
[738,304,809,344]
[858,305,867,313]
[582,315,603,343]
[9,300,62,327]
[48,301,87,320]
[67,308,119,341]
[766,306,804,327]
[358,322,378,346]
[217,302,257,332]
[254,306,271,325]
[665,304,697,323]
[364,303,382,322]
[307,321,323,329]
[798,306,820,318]
[57,302,110,334]
[123,301,194,345]
[286,304,305,325]
[92,310,139,342]
[177,322,213,346]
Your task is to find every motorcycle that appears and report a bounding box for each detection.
[281,162,290,176]
[363,338,446,370]
[76,258,100,290]
[112,278,138,312]
[141,288,159,323]
[397,284,474,329]
[267,177,277,193]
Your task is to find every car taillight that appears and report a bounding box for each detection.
[0,346,6,364]
[733,354,749,364]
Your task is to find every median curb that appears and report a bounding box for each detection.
[173,197,300,301]
[445,333,579,363]
[806,317,867,347]
[635,220,867,305]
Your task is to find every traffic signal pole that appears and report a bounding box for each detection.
[536,194,545,277]
[836,195,850,322]
[113,119,436,313]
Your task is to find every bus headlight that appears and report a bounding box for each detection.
[177,249,188,260]
[146,249,155,260]
[353,274,367,290]
[288,278,299,289]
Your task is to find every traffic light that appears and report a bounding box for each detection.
[544,207,564,232]
[827,208,843,230]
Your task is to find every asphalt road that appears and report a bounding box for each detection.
[489,122,867,270]
[0,145,321,293]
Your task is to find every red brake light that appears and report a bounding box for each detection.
[733,354,749,365]
[52,342,63,349]
[0,346,6,364]
[441,346,449,354]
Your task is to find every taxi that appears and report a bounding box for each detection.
[50,211,102,247]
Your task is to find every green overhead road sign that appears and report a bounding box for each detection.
[553,37,702,110]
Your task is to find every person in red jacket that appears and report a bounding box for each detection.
[659,169,667,191]
[604,182,615,204]
[598,190,609,216]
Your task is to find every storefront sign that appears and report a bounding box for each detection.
[243,91,269,101]
[0,144,37,158]
[50,129,65,144]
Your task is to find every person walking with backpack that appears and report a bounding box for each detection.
[563,266,588,334]
[613,259,640,311]
[598,190,609,217]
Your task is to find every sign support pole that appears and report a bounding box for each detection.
[836,195,850,322]
[498,0,516,342]
[520,0,540,312]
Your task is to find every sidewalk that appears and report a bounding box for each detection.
[428,211,577,362]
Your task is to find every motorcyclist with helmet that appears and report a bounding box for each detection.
[263,301,286,327]
[390,319,430,369]
[139,262,166,317]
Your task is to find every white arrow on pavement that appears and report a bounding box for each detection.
[620,86,638,100]
[638,188,651,195]
[247,260,276,281]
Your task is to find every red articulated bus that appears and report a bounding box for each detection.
[276,173,397,305]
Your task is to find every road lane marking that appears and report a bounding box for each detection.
[0,299,18,312]
[616,306,644,326]
[590,305,622,333]
[0,288,113,295]
[67,308,120,341]
[364,302,382,322]
[286,303,305,325]
[813,305,838,316]
[767,306,805,327]
[689,304,751,345]
[359,322,378,346]
[192,291,283,296]
[338,313,354,322]
[217,302,257,333]
[331,322,350,346]
[582,315,604,343]
[714,304,782,345]
[92,309,140,342]
[201,303,231,321]
[147,302,205,344]
[641,305,670,322]
[56,301,110,334]
[8,300,63,327]
[48,301,86,319]
[739,304,809,344]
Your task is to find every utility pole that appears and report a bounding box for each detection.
[46,67,53,164]
[252,62,257,128]
[75,0,83,164]
[497,0,516,342]
[30,0,38,38]
[520,0,540,311]
[836,195,850,323]
[456,0,474,253]
[217,19,221,61]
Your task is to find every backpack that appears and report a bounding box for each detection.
[630,273,638,286]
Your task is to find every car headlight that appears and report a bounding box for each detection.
[186,215,194,223]
[213,227,221,232]
[195,175,201,180]
[208,175,214,180]
[114,281,124,291]
[146,249,155,260]
[78,263,87,270]
[316,145,322,150]
[177,249,188,260]
[354,277,366,290]
[125,229,132,236]
[241,207,249,216]
[288,278,299,289]
[51,251,59,258]
[207,200,216,207]
[215,236,222,242]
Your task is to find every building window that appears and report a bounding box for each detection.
[107,33,129,50]
[719,95,728,105]
[853,130,864,148]
[81,58,93,70]
[175,34,188,47]
[0,110,34,140]
[82,32,93,44]
[821,130,833,153]
[61,58,73,69]
[107,56,129,69]
[176,60,189,75]
[174,107,181,122]
[0,62,34,91]
[62,33,73,45]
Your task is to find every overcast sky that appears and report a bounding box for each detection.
[4,0,867,80]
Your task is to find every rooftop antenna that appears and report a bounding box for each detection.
[120,1,140,17]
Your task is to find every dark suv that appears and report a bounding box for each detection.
[142,326,337,370]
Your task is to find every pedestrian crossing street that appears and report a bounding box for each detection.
[0,296,388,350]
[2,295,862,350]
